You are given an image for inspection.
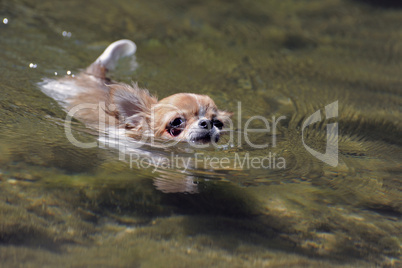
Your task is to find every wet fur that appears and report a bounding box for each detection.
[52,40,232,143]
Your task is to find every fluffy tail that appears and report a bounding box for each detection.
[86,39,137,79]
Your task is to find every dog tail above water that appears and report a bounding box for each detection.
[86,39,137,79]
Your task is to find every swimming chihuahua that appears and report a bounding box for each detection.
[41,40,232,144]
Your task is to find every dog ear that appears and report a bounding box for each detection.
[107,83,157,128]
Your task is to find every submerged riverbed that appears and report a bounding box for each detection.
[0,0,401,267]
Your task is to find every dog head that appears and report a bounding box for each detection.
[107,84,232,143]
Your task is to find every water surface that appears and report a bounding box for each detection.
[0,0,401,267]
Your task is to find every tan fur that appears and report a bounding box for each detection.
[60,42,231,143]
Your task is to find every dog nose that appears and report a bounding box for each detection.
[198,119,212,129]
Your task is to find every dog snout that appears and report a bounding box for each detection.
[198,119,212,130]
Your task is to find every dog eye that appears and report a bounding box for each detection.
[170,118,184,127]
[169,118,185,137]
[212,119,223,129]
[170,128,182,136]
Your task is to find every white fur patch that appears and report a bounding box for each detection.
[95,39,136,70]
[39,78,86,108]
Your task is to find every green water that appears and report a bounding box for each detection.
[0,0,401,267]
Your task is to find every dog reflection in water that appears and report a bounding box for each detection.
[41,40,232,193]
